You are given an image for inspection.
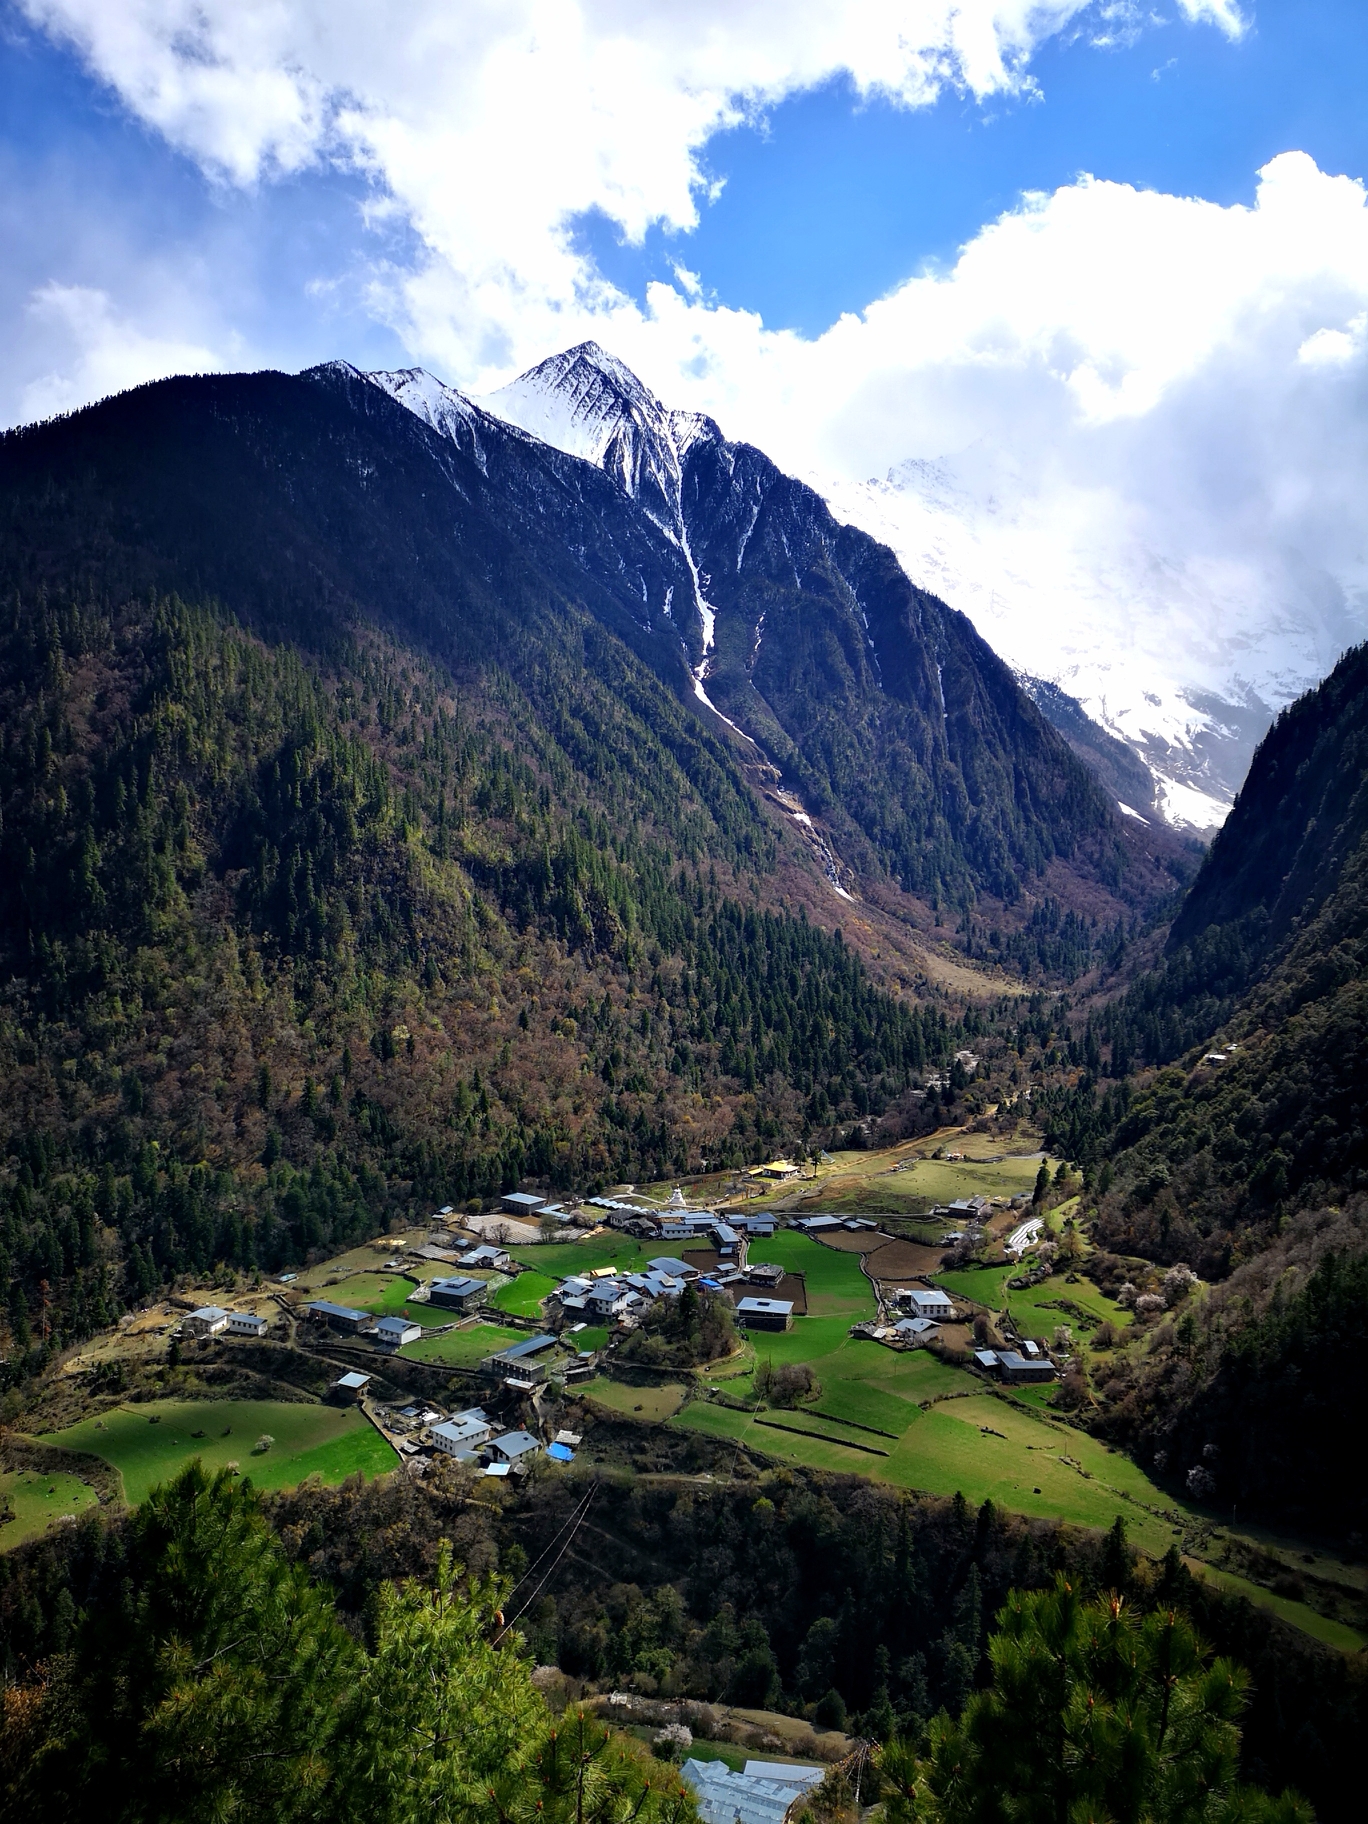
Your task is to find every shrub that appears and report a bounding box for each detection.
[252,1434,275,1455]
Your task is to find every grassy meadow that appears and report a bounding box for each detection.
[0,1468,101,1550]
[44,1400,398,1507]
[402,1322,528,1367]
[578,1378,689,1421]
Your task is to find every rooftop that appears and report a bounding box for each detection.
[493,1332,559,1361]
[492,1429,541,1459]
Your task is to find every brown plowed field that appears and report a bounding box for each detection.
[812,1229,884,1253]
[861,1237,946,1282]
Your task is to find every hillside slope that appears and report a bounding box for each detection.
[1055,647,1368,1535]
[0,589,965,1356]
[1095,643,1368,1269]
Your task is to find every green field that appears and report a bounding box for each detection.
[933,1264,1018,1308]
[675,1389,1191,1554]
[579,1378,688,1421]
[491,1271,558,1317]
[45,1400,398,1507]
[1187,1561,1367,1652]
[877,1153,1044,1209]
[0,1468,101,1550]
[402,1321,528,1366]
[316,1271,455,1329]
[509,1236,653,1277]
[664,1229,1194,1553]
[747,1234,873,1313]
[1005,1275,1128,1339]
[811,1378,929,1436]
[567,1324,609,1352]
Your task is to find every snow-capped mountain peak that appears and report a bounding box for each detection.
[479,342,696,541]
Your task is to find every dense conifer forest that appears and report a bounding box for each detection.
[0,1462,1341,1822]
[0,588,970,1362]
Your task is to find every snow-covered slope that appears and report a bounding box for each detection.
[482,343,708,544]
[480,343,737,716]
[815,452,1359,834]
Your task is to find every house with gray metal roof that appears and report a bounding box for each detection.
[996,1349,1057,1382]
[428,1275,488,1312]
[304,1300,369,1333]
[430,1409,493,1456]
[482,1333,561,1381]
[682,1759,798,1824]
[488,1429,542,1464]
[893,1315,939,1341]
[463,1244,511,1271]
[502,1191,546,1217]
[647,1257,699,1281]
[735,1297,794,1332]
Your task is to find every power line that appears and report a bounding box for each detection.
[496,1481,601,1643]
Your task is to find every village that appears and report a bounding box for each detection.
[152,1167,1079,1485]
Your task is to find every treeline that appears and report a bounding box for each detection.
[0,590,961,1364]
[0,1464,693,1824]
[1,1464,1348,1818]
[959,898,1132,985]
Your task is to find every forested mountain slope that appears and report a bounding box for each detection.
[1061,647,1368,1533]
[1095,642,1368,1269]
[0,357,1187,1366]
[0,588,966,1356]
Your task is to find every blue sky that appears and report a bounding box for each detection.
[3,0,1368,407]
[0,2,1364,403]
[576,1,1368,334]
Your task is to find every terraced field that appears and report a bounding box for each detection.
[1005,1275,1131,1339]
[402,1322,529,1367]
[491,1271,558,1317]
[578,1379,688,1422]
[657,1232,1194,1554]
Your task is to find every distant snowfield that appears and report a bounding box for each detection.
[816,454,1365,834]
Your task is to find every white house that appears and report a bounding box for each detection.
[371,1315,422,1349]
[226,1310,268,1337]
[585,1278,633,1319]
[430,1408,493,1456]
[184,1305,229,1338]
[906,1288,954,1321]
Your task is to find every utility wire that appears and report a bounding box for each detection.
[495,1480,600,1643]
[502,1479,598,1609]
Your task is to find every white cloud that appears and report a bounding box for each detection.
[23,0,1213,375]
[19,283,226,421]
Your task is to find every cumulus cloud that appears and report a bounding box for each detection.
[24,0,1219,375]
[19,283,225,421]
